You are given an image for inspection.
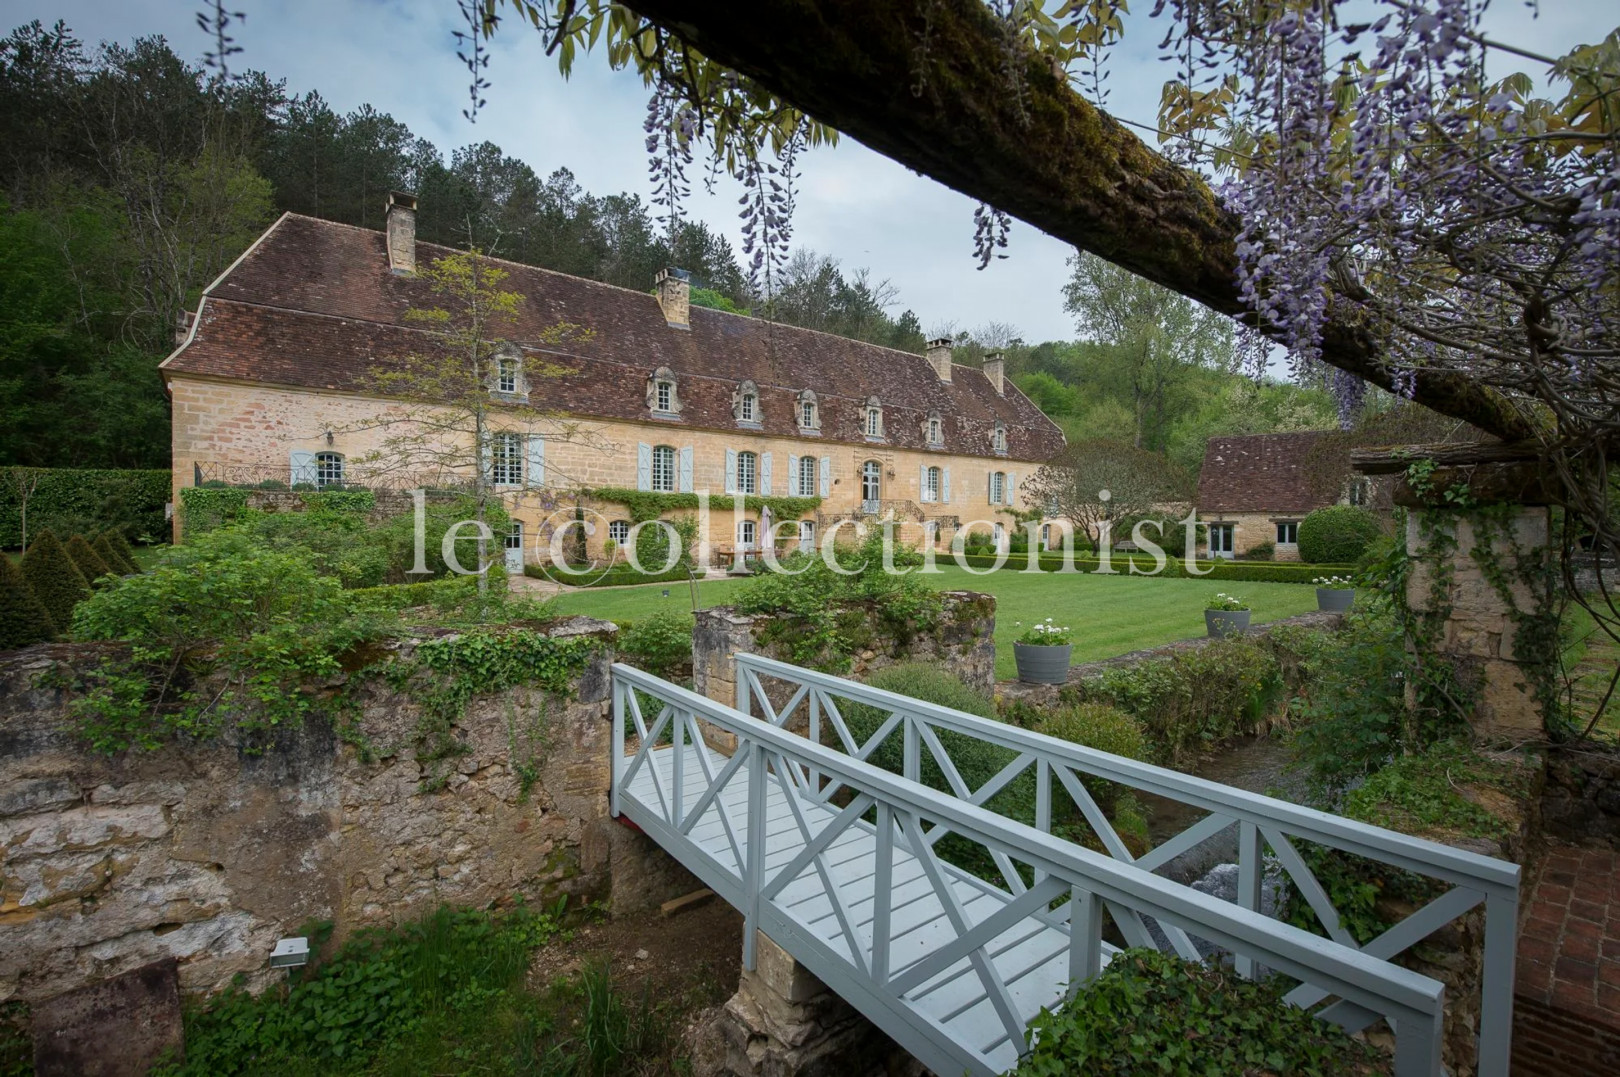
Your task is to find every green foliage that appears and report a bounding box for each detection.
[527,560,692,588]
[348,573,482,612]
[0,468,171,546]
[66,531,378,751]
[617,610,694,681]
[159,903,568,1077]
[1037,702,1148,763]
[736,530,942,670]
[0,553,52,650]
[1298,505,1384,564]
[1014,948,1387,1077]
[102,527,141,572]
[64,534,111,586]
[586,487,821,526]
[179,487,251,534]
[1344,739,1533,841]
[1206,591,1249,611]
[950,551,1352,583]
[689,285,748,314]
[1074,636,1282,765]
[1242,538,1276,561]
[93,533,134,575]
[0,1001,29,1077]
[19,529,88,633]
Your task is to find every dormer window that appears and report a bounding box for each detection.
[798,390,819,431]
[497,357,518,394]
[646,366,681,417]
[926,412,943,447]
[992,421,1008,454]
[864,397,883,439]
[733,379,760,424]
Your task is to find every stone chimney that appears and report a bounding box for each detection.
[386,191,417,275]
[983,352,1005,395]
[926,337,954,383]
[655,267,690,330]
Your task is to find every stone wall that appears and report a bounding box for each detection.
[0,617,695,1006]
[1540,746,1620,848]
[691,590,997,713]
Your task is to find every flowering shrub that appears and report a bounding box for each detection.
[1313,575,1354,589]
[1014,618,1073,646]
[1205,592,1249,612]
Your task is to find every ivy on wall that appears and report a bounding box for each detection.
[584,487,821,523]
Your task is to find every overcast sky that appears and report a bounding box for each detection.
[1,1,1600,346]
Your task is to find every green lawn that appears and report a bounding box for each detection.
[549,566,1322,680]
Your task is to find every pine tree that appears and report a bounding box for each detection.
[21,530,90,632]
[102,529,142,573]
[66,535,113,585]
[94,533,135,575]
[0,554,54,649]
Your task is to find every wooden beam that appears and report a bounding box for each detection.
[1351,440,1541,475]
[626,0,1539,444]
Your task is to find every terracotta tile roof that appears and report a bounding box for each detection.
[1196,431,1333,514]
[163,213,1065,463]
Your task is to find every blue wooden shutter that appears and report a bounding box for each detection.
[760,452,773,496]
[527,435,545,487]
[679,446,694,493]
[724,449,737,495]
[942,467,951,503]
[788,454,800,496]
[289,450,315,487]
[636,443,652,491]
[818,456,831,498]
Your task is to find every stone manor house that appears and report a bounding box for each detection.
[161,195,1066,567]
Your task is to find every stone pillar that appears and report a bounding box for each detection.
[688,932,921,1077]
[1405,505,1552,740]
[692,607,760,753]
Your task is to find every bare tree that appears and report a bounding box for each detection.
[5,468,42,551]
[1023,440,1187,546]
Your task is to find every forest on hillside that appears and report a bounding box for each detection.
[0,19,1336,481]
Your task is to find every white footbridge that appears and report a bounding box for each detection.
[609,653,1519,1077]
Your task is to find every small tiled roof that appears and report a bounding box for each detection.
[1196,431,1333,514]
[162,213,1065,463]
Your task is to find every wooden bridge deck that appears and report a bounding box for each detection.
[621,741,1105,1074]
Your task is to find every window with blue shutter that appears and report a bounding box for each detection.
[527,435,545,487]
[637,443,653,491]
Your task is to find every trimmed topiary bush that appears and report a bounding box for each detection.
[94,533,136,575]
[102,528,142,571]
[20,530,90,631]
[1298,505,1383,564]
[66,534,113,585]
[1039,702,1148,763]
[0,554,54,649]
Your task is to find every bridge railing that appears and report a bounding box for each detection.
[733,652,1518,1077]
[612,662,1448,1076]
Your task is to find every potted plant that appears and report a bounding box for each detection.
[1013,618,1074,684]
[1205,593,1251,638]
[1313,575,1355,613]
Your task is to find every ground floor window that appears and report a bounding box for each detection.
[799,520,815,550]
[1209,523,1235,558]
[314,451,344,488]
[1276,521,1299,545]
[608,520,630,545]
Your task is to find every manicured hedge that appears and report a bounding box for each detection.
[1,469,170,547]
[949,552,1354,583]
[524,562,694,588]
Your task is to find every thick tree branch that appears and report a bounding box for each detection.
[626,0,1539,443]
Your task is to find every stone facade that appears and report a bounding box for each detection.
[170,377,1040,562]
[691,591,998,715]
[1540,746,1620,848]
[1405,506,1553,739]
[0,618,696,1006]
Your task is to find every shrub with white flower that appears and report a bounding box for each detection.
[1013,617,1074,646]
[1312,575,1354,589]
[1205,592,1250,612]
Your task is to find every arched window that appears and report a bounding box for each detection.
[314,451,345,488]
[861,460,882,504]
[647,366,681,416]
[926,412,943,446]
[992,422,1008,453]
[990,471,1006,505]
[864,397,883,438]
[923,466,942,503]
[490,432,524,486]
[734,380,760,423]
[797,455,818,497]
[798,390,819,430]
[651,445,677,492]
[737,450,758,494]
[608,520,631,545]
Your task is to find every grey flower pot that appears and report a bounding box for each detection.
[1205,609,1251,638]
[1316,588,1355,613]
[1014,642,1072,684]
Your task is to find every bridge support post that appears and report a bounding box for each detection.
[689,931,921,1077]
